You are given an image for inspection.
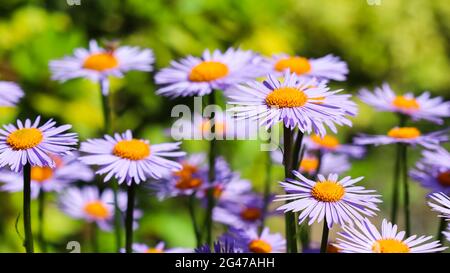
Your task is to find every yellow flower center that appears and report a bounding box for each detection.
[174,163,203,190]
[437,171,450,187]
[310,134,340,150]
[265,87,308,108]
[83,52,119,71]
[6,128,44,150]
[83,201,110,220]
[299,157,319,173]
[240,207,262,221]
[188,61,229,82]
[392,96,420,111]
[31,166,54,183]
[113,139,150,161]
[372,239,410,253]
[387,127,421,139]
[200,120,226,136]
[311,181,345,202]
[248,239,272,253]
[145,248,163,253]
[274,56,311,75]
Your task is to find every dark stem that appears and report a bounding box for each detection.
[391,143,401,224]
[112,182,122,252]
[437,217,446,243]
[292,132,304,169]
[188,194,201,247]
[320,220,330,253]
[283,126,297,253]
[125,183,136,253]
[401,144,410,236]
[23,163,34,253]
[261,129,272,231]
[37,189,47,252]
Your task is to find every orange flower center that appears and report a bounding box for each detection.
[392,96,420,111]
[372,239,410,253]
[200,120,226,136]
[310,134,340,149]
[113,139,150,160]
[174,163,203,190]
[274,56,311,75]
[387,127,421,139]
[31,166,54,183]
[145,248,163,253]
[83,201,110,220]
[188,61,229,82]
[212,185,223,198]
[311,181,345,202]
[299,157,319,173]
[83,52,119,71]
[240,207,262,221]
[248,239,272,253]
[437,171,450,187]
[6,128,44,150]
[265,87,308,108]
[326,244,340,253]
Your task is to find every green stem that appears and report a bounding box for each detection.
[320,220,329,253]
[391,143,401,224]
[125,183,136,253]
[437,217,446,243]
[188,194,201,247]
[112,182,122,252]
[37,189,47,252]
[261,130,272,231]
[283,126,297,253]
[401,144,410,236]
[91,223,99,253]
[23,163,34,253]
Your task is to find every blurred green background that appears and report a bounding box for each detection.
[0,0,449,252]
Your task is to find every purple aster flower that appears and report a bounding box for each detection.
[226,227,286,253]
[262,54,348,81]
[0,152,93,198]
[334,218,447,253]
[422,148,450,169]
[195,236,243,253]
[276,172,381,228]
[358,83,450,124]
[0,116,78,172]
[49,40,154,95]
[155,48,264,98]
[410,163,450,195]
[0,81,24,107]
[305,134,365,158]
[213,194,265,229]
[354,127,448,149]
[79,130,185,185]
[227,72,356,136]
[428,192,450,220]
[120,242,192,253]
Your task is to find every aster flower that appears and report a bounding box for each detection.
[0,81,24,107]
[276,172,381,228]
[0,153,93,198]
[0,117,78,172]
[262,54,348,81]
[121,242,192,253]
[195,236,243,253]
[428,192,450,219]
[213,194,265,229]
[49,40,154,95]
[227,227,286,253]
[410,163,450,195]
[228,72,356,136]
[422,148,450,169]
[358,83,450,124]
[155,48,263,98]
[306,134,365,158]
[334,218,447,253]
[79,130,185,185]
[354,127,448,149]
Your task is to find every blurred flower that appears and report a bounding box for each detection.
[227,227,286,253]
[0,81,24,107]
[195,236,243,253]
[276,172,381,228]
[228,72,356,136]
[422,148,450,169]
[354,127,448,149]
[262,54,348,81]
[121,242,192,253]
[410,163,450,195]
[79,130,185,185]
[49,40,154,94]
[155,48,263,98]
[335,218,447,253]
[306,134,365,158]
[213,194,265,229]
[0,153,93,198]
[0,116,77,172]
[358,83,450,124]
